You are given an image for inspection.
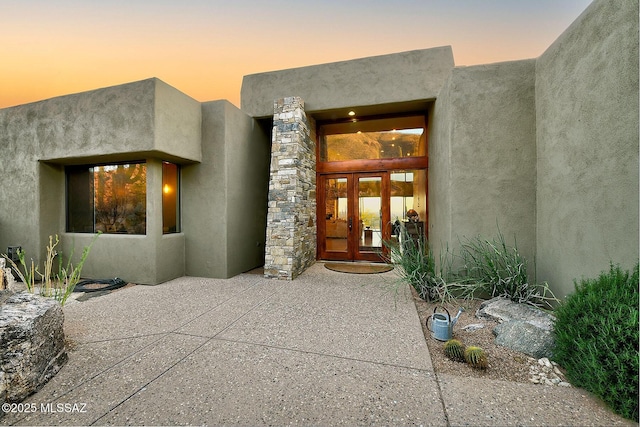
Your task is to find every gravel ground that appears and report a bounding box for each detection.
[411,288,562,383]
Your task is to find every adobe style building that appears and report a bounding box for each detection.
[0,0,637,297]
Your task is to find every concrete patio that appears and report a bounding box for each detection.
[0,263,634,426]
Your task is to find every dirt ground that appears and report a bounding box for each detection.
[411,287,538,383]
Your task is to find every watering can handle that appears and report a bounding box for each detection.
[433,306,451,319]
[426,315,432,332]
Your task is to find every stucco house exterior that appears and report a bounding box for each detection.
[0,0,637,298]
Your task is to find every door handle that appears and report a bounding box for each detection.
[348,217,353,232]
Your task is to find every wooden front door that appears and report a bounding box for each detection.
[318,172,390,262]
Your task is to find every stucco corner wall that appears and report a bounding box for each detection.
[241,46,455,118]
[183,101,228,278]
[183,100,270,279]
[429,59,537,268]
[535,0,639,297]
[153,79,202,163]
[37,79,157,162]
[0,106,41,259]
[427,83,453,263]
[225,104,271,276]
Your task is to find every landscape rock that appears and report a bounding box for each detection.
[493,320,555,359]
[476,297,555,330]
[0,292,67,411]
[528,357,571,387]
[476,297,556,359]
[0,290,15,306]
[461,323,485,332]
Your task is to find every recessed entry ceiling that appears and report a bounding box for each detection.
[311,100,432,122]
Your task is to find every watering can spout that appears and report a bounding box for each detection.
[451,307,464,326]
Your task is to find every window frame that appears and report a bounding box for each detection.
[65,161,147,235]
[162,161,181,234]
[316,113,428,174]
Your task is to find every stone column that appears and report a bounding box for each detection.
[264,97,316,279]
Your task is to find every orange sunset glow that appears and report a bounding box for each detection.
[2,0,592,109]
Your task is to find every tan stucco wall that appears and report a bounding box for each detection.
[154,79,202,163]
[429,60,537,271]
[183,100,270,279]
[535,0,639,297]
[427,86,453,257]
[241,47,455,118]
[0,78,200,284]
[1,0,637,288]
[0,80,153,262]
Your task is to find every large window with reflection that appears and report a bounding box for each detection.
[319,115,426,162]
[67,162,147,234]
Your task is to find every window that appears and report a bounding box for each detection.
[390,169,427,224]
[162,162,180,233]
[67,162,147,234]
[319,115,426,162]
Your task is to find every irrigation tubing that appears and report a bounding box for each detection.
[73,277,127,293]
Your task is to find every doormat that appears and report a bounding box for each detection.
[324,263,394,274]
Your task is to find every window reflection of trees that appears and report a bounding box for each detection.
[324,130,424,162]
[93,164,146,234]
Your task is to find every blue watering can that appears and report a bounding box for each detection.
[426,306,464,341]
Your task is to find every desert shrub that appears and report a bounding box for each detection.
[456,229,557,308]
[3,233,100,306]
[382,223,450,302]
[553,263,639,421]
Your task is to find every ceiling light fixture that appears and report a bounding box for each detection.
[348,111,356,116]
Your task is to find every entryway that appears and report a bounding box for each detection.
[319,172,387,261]
[316,112,429,263]
[318,169,427,261]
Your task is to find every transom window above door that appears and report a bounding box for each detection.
[319,115,426,163]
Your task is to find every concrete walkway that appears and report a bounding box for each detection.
[1,263,634,426]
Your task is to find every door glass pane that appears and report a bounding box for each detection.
[390,170,426,241]
[359,176,382,252]
[325,178,348,252]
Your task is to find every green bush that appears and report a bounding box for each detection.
[553,263,639,421]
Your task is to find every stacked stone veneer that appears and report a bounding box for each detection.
[264,97,316,279]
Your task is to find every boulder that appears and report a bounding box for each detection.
[476,297,556,359]
[0,290,14,306]
[493,320,555,359]
[0,292,67,409]
[476,297,555,330]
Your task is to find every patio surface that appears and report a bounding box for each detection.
[0,263,634,426]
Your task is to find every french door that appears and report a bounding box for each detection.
[318,172,390,262]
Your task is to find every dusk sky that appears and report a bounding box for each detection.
[2,0,593,109]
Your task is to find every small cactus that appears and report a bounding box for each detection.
[464,346,488,369]
[443,339,465,362]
